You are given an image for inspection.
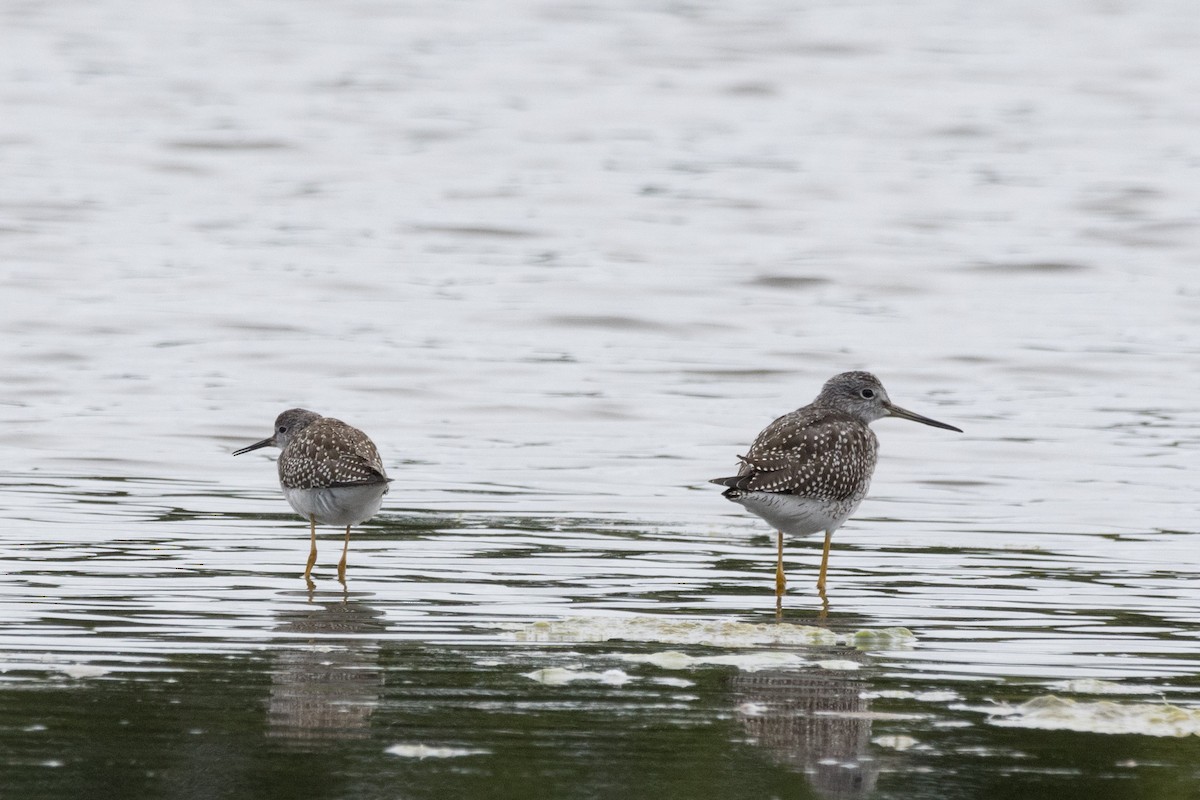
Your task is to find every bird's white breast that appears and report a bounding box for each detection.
[283,484,387,527]
[730,491,860,537]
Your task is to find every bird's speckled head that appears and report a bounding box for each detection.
[814,372,961,432]
[813,372,891,422]
[269,408,322,450]
[232,408,323,456]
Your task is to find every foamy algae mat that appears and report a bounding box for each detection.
[988,696,1200,738]
[495,616,916,649]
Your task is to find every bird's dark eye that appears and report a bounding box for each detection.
[278,426,287,433]
[860,388,875,399]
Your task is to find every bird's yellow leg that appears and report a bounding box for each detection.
[816,529,833,592]
[304,516,318,579]
[337,525,350,582]
[775,530,786,597]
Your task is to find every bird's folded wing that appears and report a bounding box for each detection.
[718,413,872,501]
[280,421,390,488]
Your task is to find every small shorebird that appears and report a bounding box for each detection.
[711,372,961,599]
[234,408,389,582]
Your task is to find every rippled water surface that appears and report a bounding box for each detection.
[2,1,1199,798]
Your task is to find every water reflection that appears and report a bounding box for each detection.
[267,594,386,748]
[732,654,879,800]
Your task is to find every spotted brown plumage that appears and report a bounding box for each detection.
[711,372,961,601]
[277,416,389,490]
[715,411,879,502]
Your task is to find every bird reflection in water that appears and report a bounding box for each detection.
[267,596,386,748]
[732,656,881,800]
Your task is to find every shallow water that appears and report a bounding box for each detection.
[2,0,1200,798]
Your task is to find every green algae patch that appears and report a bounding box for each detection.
[851,627,916,649]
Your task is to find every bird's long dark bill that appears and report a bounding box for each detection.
[232,437,274,456]
[885,403,962,432]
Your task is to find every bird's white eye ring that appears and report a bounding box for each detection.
[860,388,875,399]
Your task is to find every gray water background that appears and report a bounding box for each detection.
[1,1,1199,798]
